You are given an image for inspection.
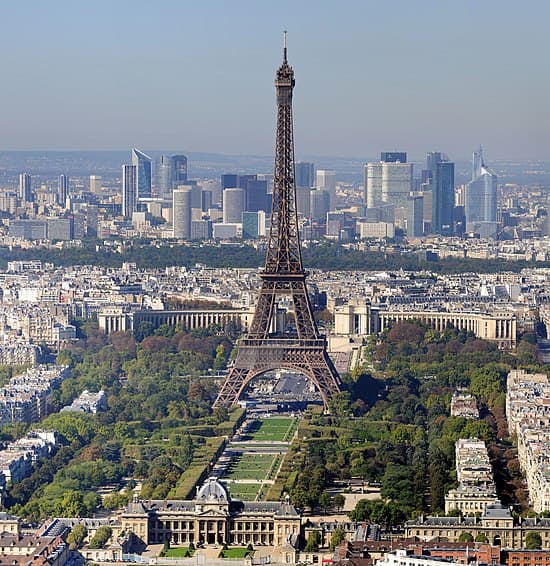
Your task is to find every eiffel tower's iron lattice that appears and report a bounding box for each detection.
[214,35,341,410]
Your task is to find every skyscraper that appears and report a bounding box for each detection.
[122,165,137,219]
[58,175,69,207]
[310,189,330,220]
[131,148,152,199]
[223,188,246,223]
[381,162,413,208]
[246,179,269,212]
[173,187,192,239]
[18,173,32,202]
[157,155,173,199]
[465,147,497,235]
[172,155,188,187]
[365,162,383,208]
[407,194,424,237]
[295,162,315,188]
[89,175,102,194]
[430,157,455,235]
[221,174,239,190]
[316,170,336,210]
[364,158,412,209]
[381,151,407,163]
[157,154,189,198]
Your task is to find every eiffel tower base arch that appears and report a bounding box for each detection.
[213,338,341,410]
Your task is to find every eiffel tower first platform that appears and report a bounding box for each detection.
[214,34,341,410]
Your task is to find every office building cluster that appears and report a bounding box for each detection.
[506,370,550,513]
[2,146,549,248]
[363,149,498,239]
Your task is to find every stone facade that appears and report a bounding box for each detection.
[120,478,301,548]
[405,504,550,549]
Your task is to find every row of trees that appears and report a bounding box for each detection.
[0,240,544,274]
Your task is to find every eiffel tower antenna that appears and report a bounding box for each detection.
[214,36,341,410]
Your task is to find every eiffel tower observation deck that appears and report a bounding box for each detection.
[214,34,341,410]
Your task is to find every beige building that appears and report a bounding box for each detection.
[445,484,500,515]
[98,306,253,335]
[406,504,550,548]
[120,478,300,548]
[334,303,516,349]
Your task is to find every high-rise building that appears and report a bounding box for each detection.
[365,160,412,209]
[238,174,256,191]
[131,148,152,199]
[381,162,413,208]
[430,157,455,235]
[173,187,192,239]
[89,175,102,194]
[172,155,188,186]
[221,174,239,190]
[296,162,315,188]
[365,162,382,208]
[465,147,497,234]
[242,210,266,239]
[191,219,212,240]
[381,151,407,163]
[246,179,269,212]
[18,173,32,202]
[58,175,69,207]
[156,155,173,199]
[201,190,212,212]
[316,170,336,210]
[122,165,137,219]
[157,154,188,199]
[296,186,311,217]
[407,195,424,237]
[310,189,330,220]
[223,188,246,223]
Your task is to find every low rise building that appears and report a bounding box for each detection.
[450,391,478,419]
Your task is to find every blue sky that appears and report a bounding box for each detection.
[0,0,548,161]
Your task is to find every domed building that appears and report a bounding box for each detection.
[120,478,300,548]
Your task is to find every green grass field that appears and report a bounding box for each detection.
[219,547,254,558]
[244,417,298,442]
[224,482,262,500]
[163,547,194,557]
[225,453,276,480]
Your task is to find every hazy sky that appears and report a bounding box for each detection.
[1,0,548,161]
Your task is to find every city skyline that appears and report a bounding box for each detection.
[0,0,548,160]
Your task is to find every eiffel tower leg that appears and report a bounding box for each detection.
[213,366,249,409]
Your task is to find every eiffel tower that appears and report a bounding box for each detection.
[214,34,341,410]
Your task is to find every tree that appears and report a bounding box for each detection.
[61,490,85,517]
[89,525,113,549]
[329,527,346,551]
[525,531,542,550]
[304,530,321,552]
[67,524,87,550]
[458,532,473,543]
[134,321,155,342]
[213,344,226,372]
[319,492,332,513]
[333,494,345,512]
[475,532,488,543]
